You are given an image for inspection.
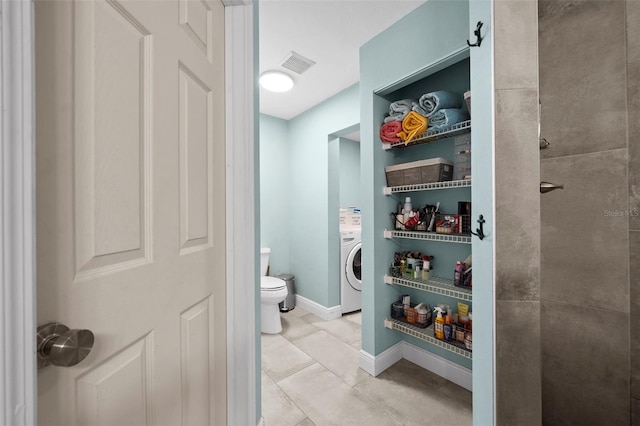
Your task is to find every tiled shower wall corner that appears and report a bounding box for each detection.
[539,1,635,424]
[494,1,541,424]
[629,0,640,422]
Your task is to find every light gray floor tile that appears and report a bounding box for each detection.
[354,359,472,426]
[293,330,368,387]
[262,334,315,382]
[277,363,402,426]
[344,311,361,325]
[280,313,321,342]
[303,315,361,346]
[287,306,310,318]
[261,371,307,426]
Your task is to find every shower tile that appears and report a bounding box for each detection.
[541,299,630,426]
[634,398,640,426]
[292,330,368,387]
[496,301,541,425]
[541,150,629,312]
[277,363,402,426]
[629,61,640,231]
[494,0,537,90]
[353,359,472,426]
[631,231,640,398]
[261,371,307,426]
[539,0,627,158]
[629,0,640,63]
[261,334,315,382]
[495,89,540,301]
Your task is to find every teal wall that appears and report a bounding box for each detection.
[339,138,361,209]
[359,0,470,364]
[259,85,359,308]
[287,84,360,308]
[259,114,290,276]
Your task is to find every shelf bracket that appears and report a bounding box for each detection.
[383,229,394,239]
[384,275,394,285]
[383,318,394,329]
[383,186,392,196]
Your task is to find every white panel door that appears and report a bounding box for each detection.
[34,1,226,424]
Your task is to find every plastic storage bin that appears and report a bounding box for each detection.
[385,157,453,187]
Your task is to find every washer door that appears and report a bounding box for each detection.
[345,242,362,291]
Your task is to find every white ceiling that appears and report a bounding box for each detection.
[259,0,426,120]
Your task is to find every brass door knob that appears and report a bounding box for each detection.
[37,322,94,368]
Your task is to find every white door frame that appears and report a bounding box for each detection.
[0,1,257,424]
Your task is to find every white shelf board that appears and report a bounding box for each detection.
[384,229,472,244]
[383,179,471,195]
[384,274,472,301]
[384,318,472,359]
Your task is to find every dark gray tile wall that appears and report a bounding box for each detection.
[539,0,627,159]
[496,301,541,425]
[540,150,629,313]
[630,0,640,418]
[632,232,640,399]
[541,300,630,426]
[495,89,540,302]
[539,0,632,423]
[629,62,640,232]
[494,1,541,423]
[634,397,640,426]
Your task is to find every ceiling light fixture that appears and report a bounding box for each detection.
[259,71,294,92]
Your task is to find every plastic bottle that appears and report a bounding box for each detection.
[434,307,444,340]
[444,312,453,341]
[454,261,464,285]
[422,256,430,281]
[403,197,412,226]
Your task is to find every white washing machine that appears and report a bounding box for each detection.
[340,229,361,314]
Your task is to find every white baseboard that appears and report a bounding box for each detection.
[295,295,342,321]
[402,342,472,391]
[359,343,403,376]
[359,341,472,391]
[257,416,265,426]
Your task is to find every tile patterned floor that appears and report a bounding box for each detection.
[261,307,472,426]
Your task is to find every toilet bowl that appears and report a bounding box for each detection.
[260,248,288,334]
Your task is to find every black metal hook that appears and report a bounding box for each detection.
[470,214,486,240]
[467,21,483,47]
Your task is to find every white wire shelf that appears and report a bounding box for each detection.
[384,229,472,244]
[382,120,471,150]
[384,274,472,301]
[384,318,472,359]
[383,179,471,195]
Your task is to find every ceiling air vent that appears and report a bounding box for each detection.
[281,51,316,75]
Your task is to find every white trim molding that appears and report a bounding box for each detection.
[0,0,37,424]
[359,342,472,391]
[225,2,257,426]
[295,295,342,321]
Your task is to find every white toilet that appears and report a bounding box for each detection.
[260,248,288,334]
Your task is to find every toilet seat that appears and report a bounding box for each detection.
[261,276,286,291]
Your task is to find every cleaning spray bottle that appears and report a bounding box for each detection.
[434,307,444,340]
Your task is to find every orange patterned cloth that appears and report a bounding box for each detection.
[397,111,428,144]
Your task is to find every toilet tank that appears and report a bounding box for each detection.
[260,247,271,276]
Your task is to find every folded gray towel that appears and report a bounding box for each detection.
[412,91,462,118]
